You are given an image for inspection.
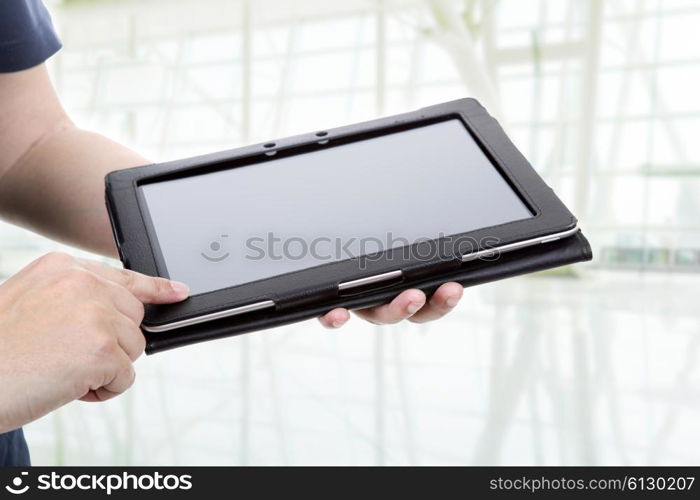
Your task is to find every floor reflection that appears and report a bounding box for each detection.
[25,270,700,465]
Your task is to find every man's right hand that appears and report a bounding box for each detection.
[0,252,189,433]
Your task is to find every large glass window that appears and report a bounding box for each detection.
[2,0,697,466]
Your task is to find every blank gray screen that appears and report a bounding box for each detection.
[139,119,532,295]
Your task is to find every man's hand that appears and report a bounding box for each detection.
[0,252,189,433]
[318,282,464,329]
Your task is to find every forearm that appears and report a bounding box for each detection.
[0,123,148,258]
[0,64,149,258]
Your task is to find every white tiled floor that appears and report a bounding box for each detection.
[23,268,700,465]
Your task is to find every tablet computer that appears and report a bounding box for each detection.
[106,98,592,353]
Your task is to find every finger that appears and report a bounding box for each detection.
[318,308,351,329]
[79,350,136,402]
[80,382,132,403]
[97,277,146,325]
[354,289,426,324]
[77,259,189,304]
[111,312,147,362]
[408,282,463,323]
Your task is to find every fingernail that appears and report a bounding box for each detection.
[446,296,459,308]
[406,302,422,315]
[332,321,342,328]
[170,280,190,296]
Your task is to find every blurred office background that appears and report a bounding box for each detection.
[1,0,698,464]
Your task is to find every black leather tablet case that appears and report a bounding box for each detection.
[144,231,591,353]
[106,98,593,354]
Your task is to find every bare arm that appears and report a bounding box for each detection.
[0,64,145,257]
[0,68,192,431]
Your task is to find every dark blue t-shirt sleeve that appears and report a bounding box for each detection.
[0,428,31,466]
[0,0,62,72]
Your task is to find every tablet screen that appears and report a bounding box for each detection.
[139,119,532,295]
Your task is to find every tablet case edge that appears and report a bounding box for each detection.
[144,230,592,354]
